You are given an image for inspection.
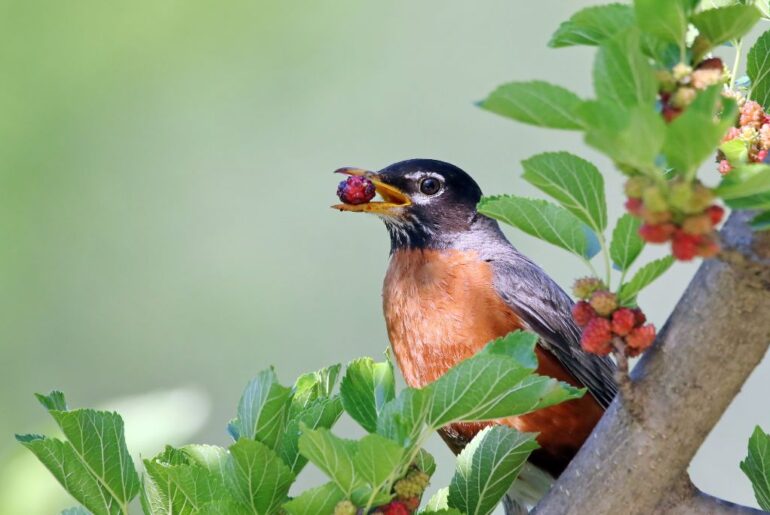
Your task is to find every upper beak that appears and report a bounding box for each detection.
[332,167,411,213]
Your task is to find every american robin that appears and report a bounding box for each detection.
[334,159,616,509]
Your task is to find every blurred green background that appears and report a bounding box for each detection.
[2,1,769,513]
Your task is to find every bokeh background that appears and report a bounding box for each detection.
[2,1,769,513]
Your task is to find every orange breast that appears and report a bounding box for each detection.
[382,248,603,475]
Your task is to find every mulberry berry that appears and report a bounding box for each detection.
[572,301,597,327]
[682,214,713,235]
[696,57,724,71]
[632,308,647,326]
[741,100,764,130]
[393,470,429,500]
[706,205,725,225]
[639,223,676,243]
[337,176,376,205]
[624,177,649,199]
[334,500,357,515]
[760,124,770,150]
[590,291,618,317]
[581,318,613,355]
[672,232,700,261]
[642,186,669,213]
[381,501,410,515]
[611,308,636,337]
[572,277,605,300]
[626,324,656,355]
[718,160,732,175]
[698,236,720,258]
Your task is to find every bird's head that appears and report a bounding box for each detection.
[333,159,493,249]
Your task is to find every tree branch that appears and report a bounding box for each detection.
[525,211,770,515]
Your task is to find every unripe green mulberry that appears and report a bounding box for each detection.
[667,181,693,212]
[642,186,668,213]
[572,277,605,300]
[393,470,430,500]
[334,500,357,515]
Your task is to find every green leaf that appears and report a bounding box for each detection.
[635,0,689,47]
[143,448,230,515]
[594,29,658,107]
[228,368,292,448]
[182,444,230,483]
[35,390,68,411]
[290,363,341,416]
[423,487,451,511]
[748,29,770,111]
[447,426,539,515]
[720,138,750,166]
[692,4,761,49]
[376,388,431,448]
[618,256,675,305]
[741,426,770,510]
[549,4,635,48]
[479,81,583,130]
[17,434,124,515]
[752,210,770,230]
[427,354,583,428]
[353,434,405,489]
[280,396,344,474]
[521,152,607,232]
[61,507,91,515]
[416,448,437,476]
[282,482,345,515]
[478,196,597,259]
[578,101,665,174]
[663,86,738,176]
[196,501,251,515]
[479,331,539,371]
[610,214,644,271]
[298,428,360,495]
[226,438,295,514]
[340,358,396,433]
[716,164,770,199]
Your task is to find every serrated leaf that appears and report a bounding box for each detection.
[752,210,770,230]
[521,152,607,232]
[549,4,634,48]
[182,444,229,483]
[741,426,770,510]
[376,388,431,448]
[290,363,341,416]
[748,29,770,111]
[427,354,583,428]
[36,390,68,411]
[618,256,675,304]
[226,438,295,514]
[17,434,123,515]
[594,29,658,107]
[280,396,344,474]
[196,500,251,515]
[298,428,361,495]
[340,358,396,433]
[353,434,405,489]
[479,81,583,130]
[283,482,345,515]
[717,164,770,199]
[478,196,597,259]
[423,487,451,511]
[663,86,738,176]
[692,4,761,49]
[577,101,665,174]
[143,450,230,515]
[635,0,689,46]
[416,448,437,476]
[479,331,539,371]
[448,426,539,515]
[228,368,292,449]
[610,214,644,271]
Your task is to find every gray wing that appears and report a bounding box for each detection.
[489,249,617,409]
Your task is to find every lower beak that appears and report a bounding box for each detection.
[332,167,411,213]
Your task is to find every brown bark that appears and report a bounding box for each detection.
[524,211,770,515]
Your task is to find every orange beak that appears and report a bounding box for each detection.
[332,167,412,214]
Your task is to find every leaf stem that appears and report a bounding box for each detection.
[598,233,612,288]
[730,39,743,90]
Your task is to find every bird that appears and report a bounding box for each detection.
[334,159,616,512]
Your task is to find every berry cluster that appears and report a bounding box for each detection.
[625,177,724,261]
[572,278,655,357]
[718,100,770,174]
[332,468,429,515]
[658,58,726,123]
[337,175,376,205]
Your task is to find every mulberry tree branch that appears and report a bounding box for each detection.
[524,211,770,515]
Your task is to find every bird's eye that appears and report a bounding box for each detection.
[419,177,441,195]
